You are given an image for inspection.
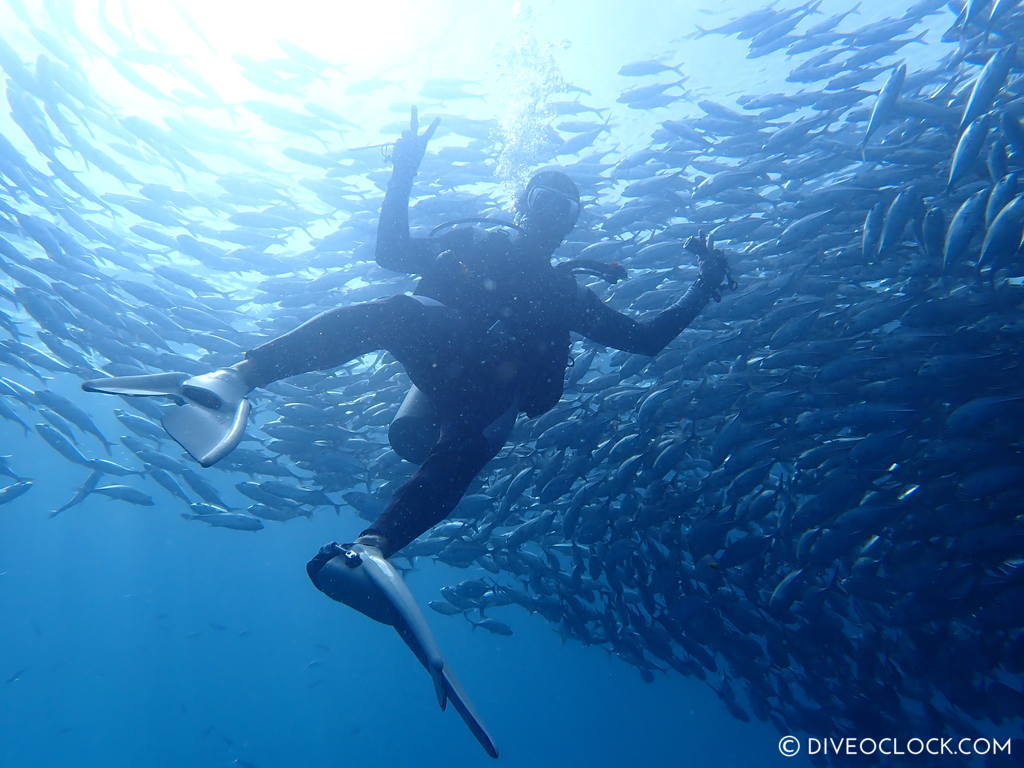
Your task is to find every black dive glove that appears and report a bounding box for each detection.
[684,231,735,301]
[391,106,440,184]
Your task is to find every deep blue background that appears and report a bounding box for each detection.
[1,405,806,768]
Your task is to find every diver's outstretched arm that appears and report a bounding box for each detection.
[376,106,440,274]
[570,234,729,356]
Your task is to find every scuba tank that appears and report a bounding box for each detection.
[389,385,519,464]
[389,384,440,464]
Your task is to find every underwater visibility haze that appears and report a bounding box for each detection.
[0,0,1023,766]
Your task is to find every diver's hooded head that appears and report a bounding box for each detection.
[514,169,580,248]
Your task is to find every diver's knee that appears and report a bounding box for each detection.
[405,294,446,309]
[386,293,449,320]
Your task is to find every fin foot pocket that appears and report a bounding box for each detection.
[181,383,223,409]
[307,542,345,587]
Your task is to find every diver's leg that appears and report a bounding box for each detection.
[236,294,461,388]
[361,422,506,557]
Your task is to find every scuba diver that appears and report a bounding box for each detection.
[82,107,730,758]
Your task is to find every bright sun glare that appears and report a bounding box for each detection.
[42,0,475,147]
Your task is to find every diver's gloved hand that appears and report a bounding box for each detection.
[697,250,728,290]
[392,106,440,183]
[685,230,733,301]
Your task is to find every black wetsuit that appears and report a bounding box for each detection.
[242,224,713,556]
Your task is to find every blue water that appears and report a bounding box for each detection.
[2,419,795,768]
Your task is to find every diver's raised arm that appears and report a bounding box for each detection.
[375,106,440,274]
[570,234,730,356]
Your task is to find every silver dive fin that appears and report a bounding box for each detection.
[81,371,191,399]
[161,397,249,468]
[311,543,499,759]
[81,368,251,468]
